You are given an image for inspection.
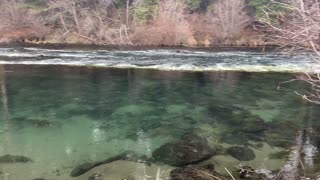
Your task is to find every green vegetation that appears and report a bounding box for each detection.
[133,0,158,23]
[19,0,47,10]
[249,0,286,22]
[185,0,201,11]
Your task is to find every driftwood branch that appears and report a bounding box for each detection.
[274,130,304,180]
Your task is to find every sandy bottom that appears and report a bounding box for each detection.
[0,160,173,180]
[0,118,287,180]
[75,160,173,180]
[0,142,285,180]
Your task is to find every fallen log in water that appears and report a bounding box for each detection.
[273,130,305,180]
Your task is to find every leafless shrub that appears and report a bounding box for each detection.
[0,0,47,43]
[131,0,195,46]
[188,14,215,46]
[47,0,131,44]
[0,0,44,31]
[262,0,320,103]
[261,0,320,52]
[207,0,252,40]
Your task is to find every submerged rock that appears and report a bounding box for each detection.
[226,146,255,161]
[220,132,250,145]
[240,119,267,133]
[152,134,215,166]
[264,120,299,148]
[230,111,265,128]
[0,154,33,163]
[170,164,226,180]
[71,163,94,177]
[265,137,293,148]
[220,131,264,147]
[29,119,52,127]
[11,117,55,128]
[70,151,151,177]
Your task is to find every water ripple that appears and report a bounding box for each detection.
[0,47,317,73]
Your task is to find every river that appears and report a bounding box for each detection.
[0,47,319,180]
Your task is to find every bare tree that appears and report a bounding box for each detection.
[262,0,320,103]
[0,0,44,31]
[47,0,131,44]
[208,0,252,40]
[47,0,83,33]
[131,0,194,46]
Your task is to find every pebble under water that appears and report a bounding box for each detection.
[0,51,320,179]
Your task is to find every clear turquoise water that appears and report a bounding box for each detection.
[0,48,319,179]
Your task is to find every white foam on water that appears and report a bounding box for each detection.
[0,47,317,73]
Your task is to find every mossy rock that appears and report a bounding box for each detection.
[152,134,215,166]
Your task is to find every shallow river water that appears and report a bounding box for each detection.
[0,47,319,180]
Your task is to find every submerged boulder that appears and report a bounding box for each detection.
[264,120,299,148]
[220,132,250,145]
[220,131,264,147]
[0,154,33,163]
[230,111,267,133]
[29,119,52,127]
[170,164,226,180]
[70,151,151,177]
[226,146,256,161]
[71,163,94,177]
[11,117,55,128]
[241,119,267,133]
[152,134,215,166]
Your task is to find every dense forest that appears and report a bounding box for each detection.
[0,0,316,47]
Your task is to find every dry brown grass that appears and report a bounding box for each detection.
[131,0,195,46]
[0,0,48,43]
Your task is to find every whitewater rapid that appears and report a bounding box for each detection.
[0,47,317,73]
